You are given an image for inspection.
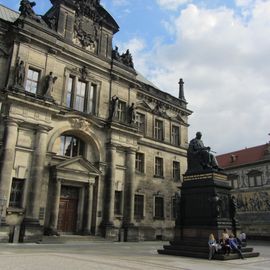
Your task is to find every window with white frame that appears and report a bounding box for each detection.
[154,119,164,141]
[117,100,126,122]
[66,76,97,114]
[155,157,164,177]
[59,135,85,157]
[136,113,146,133]
[172,125,180,146]
[25,68,40,94]
[247,170,263,187]
[135,153,145,173]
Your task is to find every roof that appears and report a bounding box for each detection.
[216,143,270,169]
[136,72,161,90]
[0,4,19,23]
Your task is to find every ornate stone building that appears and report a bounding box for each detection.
[217,143,270,239]
[0,1,191,242]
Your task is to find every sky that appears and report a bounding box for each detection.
[1,0,270,154]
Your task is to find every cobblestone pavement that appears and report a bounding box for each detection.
[0,240,269,270]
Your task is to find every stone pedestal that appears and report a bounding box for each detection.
[158,172,260,260]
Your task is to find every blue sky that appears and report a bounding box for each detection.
[1,0,270,154]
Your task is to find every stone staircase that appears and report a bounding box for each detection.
[158,239,260,260]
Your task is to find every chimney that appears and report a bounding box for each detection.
[178,78,186,101]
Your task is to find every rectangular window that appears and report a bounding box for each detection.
[134,194,144,219]
[154,197,164,219]
[135,153,144,173]
[117,101,126,122]
[155,157,164,177]
[87,83,97,114]
[172,125,180,146]
[154,119,164,141]
[75,81,86,112]
[25,68,39,94]
[256,175,263,186]
[9,178,24,208]
[136,113,146,133]
[173,161,180,181]
[114,191,122,215]
[66,76,74,108]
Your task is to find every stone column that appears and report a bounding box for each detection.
[106,144,116,225]
[49,178,61,233]
[85,178,95,234]
[0,118,19,205]
[26,126,49,220]
[126,148,136,225]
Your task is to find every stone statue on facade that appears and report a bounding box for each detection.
[127,103,137,125]
[108,95,119,121]
[112,46,121,61]
[19,0,41,22]
[121,49,134,68]
[187,132,222,174]
[14,59,25,87]
[44,72,57,97]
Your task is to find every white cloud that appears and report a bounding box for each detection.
[235,0,254,7]
[156,0,190,10]
[130,1,270,153]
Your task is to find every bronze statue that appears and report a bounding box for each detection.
[187,132,222,173]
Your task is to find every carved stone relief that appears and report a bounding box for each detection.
[70,118,91,132]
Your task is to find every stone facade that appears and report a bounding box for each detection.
[217,143,270,239]
[0,1,192,242]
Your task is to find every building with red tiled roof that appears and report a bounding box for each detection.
[216,143,270,240]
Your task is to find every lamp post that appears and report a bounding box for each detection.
[0,195,7,227]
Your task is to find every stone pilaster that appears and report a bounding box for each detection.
[106,144,116,225]
[125,148,136,225]
[85,178,95,234]
[49,178,61,234]
[0,118,19,207]
[26,126,49,221]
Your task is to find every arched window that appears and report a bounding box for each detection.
[59,135,85,157]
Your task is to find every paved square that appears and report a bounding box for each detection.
[0,240,269,270]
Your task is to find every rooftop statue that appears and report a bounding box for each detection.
[19,0,41,22]
[187,132,222,174]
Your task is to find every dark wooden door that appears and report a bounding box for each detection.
[57,198,78,233]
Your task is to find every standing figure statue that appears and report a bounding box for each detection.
[187,131,222,173]
[127,103,136,125]
[44,72,57,97]
[19,0,36,17]
[109,95,119,121]
[14,60,25,87]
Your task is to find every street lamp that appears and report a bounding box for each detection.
[0,195,7,227]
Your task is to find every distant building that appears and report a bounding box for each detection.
[217,143,270,239]
[0,1,192,242]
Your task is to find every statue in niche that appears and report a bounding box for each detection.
[14,59,25,87]
[112,46,121,61]
[186,131,222,174]
[121,49,134,68]
[44,72,57,97]
[108,95,119,121]
[127,103,137,125]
